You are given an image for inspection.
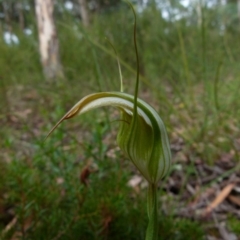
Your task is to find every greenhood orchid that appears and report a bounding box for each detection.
[48,92,171,184]
[47,3,171,240]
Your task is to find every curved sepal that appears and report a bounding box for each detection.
[48,91,171,183]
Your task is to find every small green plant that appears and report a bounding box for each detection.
[47,3,171,240]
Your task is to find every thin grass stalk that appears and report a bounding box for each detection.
[213,61,222,116]
[105,38,123,92]
[200,0,208,97]
[176,25,192,102]
[177,28,189,84]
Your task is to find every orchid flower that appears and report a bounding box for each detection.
[47,3,171,240]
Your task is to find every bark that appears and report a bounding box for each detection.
[35,0,63,80]
[78,0,90,27]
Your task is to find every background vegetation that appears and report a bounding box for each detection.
[0,0,240,239]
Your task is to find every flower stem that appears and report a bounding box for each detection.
[146,183,158,240]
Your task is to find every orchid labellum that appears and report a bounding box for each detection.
[47,3,171,240]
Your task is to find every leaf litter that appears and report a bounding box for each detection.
[1,85,240,239]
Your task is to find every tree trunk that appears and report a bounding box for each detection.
[35,0,63,80]
[78,0,90,27]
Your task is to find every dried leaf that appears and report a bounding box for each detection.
[80,166,91,186]
[205,183,235,214]
[191,186,216,207]
[56,177,64,185]
[1,217,17,237]
[15,109,32,119]
[128,175,142,188]
[9,216,32,240]
[228,195,240,207]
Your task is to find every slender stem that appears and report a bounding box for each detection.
[146,183,158,240]
[125,1,140,119]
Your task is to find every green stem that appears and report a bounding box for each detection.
[124,0,139,120]
[146,183,158,240]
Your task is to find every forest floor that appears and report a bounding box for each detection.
[1,82,240,240]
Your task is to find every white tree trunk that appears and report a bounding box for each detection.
[78,0,90,27]
[35,0,63,80]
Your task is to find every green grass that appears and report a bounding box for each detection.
[0,131,204,239]
[1,5,240,239]
[228,214,240,237]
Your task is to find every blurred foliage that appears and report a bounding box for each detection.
[0,142,205,239]
[0,0,240,164]
[0,0,240,239]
